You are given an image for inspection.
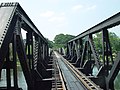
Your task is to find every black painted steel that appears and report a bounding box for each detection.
[0,2,120,90]
[0,2,51,90]
[65,12,120,90]
[69,12,120,42]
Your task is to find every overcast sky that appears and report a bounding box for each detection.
[0,0,120,40]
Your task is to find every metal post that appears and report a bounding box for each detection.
[78,39,83,65]
[74,40,79,60]
[6,45,11,89]
[12,32,18,89]
[102,29,113,76]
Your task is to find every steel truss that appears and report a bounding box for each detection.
[0,2,52,90]
[65,12,120,90]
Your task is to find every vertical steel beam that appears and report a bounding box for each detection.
[67,43,71,59]
[43,42,45,60]
[37,37,42,75]
[72,41,75,57]
[26,32,33,70]
[32,33,34,70]
[75,39,83,67]
[79,39,83,56]
[46,44,49,60]
[102,29,113,76]
[86,37,89,61]
[12,32,18,89]
[6,45,11,89]
[74,40,79,60]
[66,44,69,56]
[70,42,72,58]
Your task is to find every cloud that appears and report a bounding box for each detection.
[48,16,65,22]
[56,22,68,27]
[40,11,67,28]
[87,5,96,10]
[46,0,59,3]
[71,4,96,13]
[46,12,66,23]
[72,5,83,11]
[40,11,55,18]
[60,12,65,16]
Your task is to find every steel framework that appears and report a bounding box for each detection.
[65,12,120,90]
[0,2,52,90]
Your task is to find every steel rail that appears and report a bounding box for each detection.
[63,58,101,90]
[56,59,67,90]
[55,51,102,90]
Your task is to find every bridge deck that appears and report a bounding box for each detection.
[55,53,87,90]
[54,51,102,90]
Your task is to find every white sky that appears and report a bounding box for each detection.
[0,0,120,40]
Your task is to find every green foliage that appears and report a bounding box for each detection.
[53,33,75,48]
[93,32,102,52]
[48,32,120,54]
[93,32,120,53]
[46,38,54,48]
[109,32,120,52]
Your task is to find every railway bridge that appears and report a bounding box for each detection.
[0,2,120,90]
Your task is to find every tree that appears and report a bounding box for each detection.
[46,38,54,48]
[54,33,75,48]
[93,32,120,54]
[93,32,102,53]
[109,32,120,52]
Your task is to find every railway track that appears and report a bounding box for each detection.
[52,53,66,90]
[53,51,102,90]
